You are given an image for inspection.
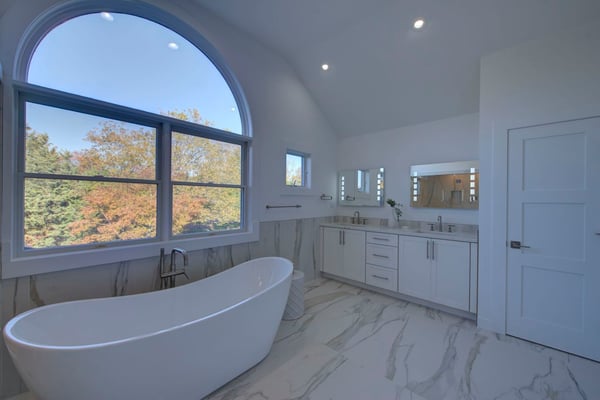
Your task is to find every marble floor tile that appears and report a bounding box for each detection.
[208,278,600,400]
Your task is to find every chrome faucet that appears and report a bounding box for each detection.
[437,215,443,232]
[353,211,360,224]
[159,248,189,289]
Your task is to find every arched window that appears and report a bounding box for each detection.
[6,5,252,276]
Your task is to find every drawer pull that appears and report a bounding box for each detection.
[372,237,390,241]
[372,254,389,258]
[371,274,389,281]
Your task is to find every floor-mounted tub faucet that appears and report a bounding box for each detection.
[159,248,189,289]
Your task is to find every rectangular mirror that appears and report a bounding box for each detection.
[338,167,384,207]
[410,161,478,209]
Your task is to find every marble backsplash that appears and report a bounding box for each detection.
[0,217,328,398]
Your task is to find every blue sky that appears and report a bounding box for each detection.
[27,12,242,152]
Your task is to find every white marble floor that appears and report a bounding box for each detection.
[9,278,600,400]
[206,278,600,400]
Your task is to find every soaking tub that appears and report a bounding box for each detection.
[3,256,293,400]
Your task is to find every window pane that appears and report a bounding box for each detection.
[171,132,241,184]
[24,179,156,249]
[172,186,241,235]
[26,103,156,180]
[286,153,304,186]
[28,13,242,134]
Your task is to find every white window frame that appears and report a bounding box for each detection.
[1,2,256,278]
[285,149,311,189]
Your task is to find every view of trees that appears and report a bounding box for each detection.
[285,153,303,186]
[24,109,241,249]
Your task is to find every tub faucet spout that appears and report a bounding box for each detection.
[160,248,189,289]
[171,248,189,271]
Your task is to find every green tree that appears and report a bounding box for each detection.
[24,128,82,248]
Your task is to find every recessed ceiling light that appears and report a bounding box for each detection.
[413,19,425,29]
[321,64,329,71]
[168,42,179,50]
[100,12,114,22]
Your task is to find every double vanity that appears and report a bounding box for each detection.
[320,220,478,317]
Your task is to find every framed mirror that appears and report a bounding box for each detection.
[338,167,384,207]
[410,161,478,209]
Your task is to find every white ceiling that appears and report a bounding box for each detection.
[194,0,600,137]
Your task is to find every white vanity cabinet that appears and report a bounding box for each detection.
[321,223,477,316]
[322,227,366,282]
[398,236,471,311]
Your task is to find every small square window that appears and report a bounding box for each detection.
[286,150,310,187]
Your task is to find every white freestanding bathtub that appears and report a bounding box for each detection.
[3,257,293,400]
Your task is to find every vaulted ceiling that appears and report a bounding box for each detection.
[194,0,600,137]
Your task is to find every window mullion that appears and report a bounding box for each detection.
[158,122,172,241]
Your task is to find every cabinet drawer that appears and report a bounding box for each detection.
[366,243,398,269]
[366,264,398,291]
[366,232,398,246]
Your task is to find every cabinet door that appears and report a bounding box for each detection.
[431,239,470,311]
[322,228,343,276]
[398,236,431,300]
[342,229,366,282]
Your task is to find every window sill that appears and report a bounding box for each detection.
[1,222,260,279]
[280,186,317,197]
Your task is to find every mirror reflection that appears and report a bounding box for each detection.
[410,161,478,209]
[338,167,384,207]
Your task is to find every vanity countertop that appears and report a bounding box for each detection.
[320,222,478,243]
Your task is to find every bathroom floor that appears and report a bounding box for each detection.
[206,278,599,400]
[9,278,599,400]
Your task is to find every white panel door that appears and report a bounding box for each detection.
[507,117,600,361]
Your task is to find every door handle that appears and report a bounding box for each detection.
[510,240,531,249]
[431,240,435,260]
[426,240,430,259]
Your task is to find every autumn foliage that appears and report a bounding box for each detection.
[24,109,241,249]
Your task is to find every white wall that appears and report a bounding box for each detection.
[478,19,600,333]
[337,113,479,225]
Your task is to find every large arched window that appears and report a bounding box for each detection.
[6,5,252,276]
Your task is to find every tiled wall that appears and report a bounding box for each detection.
[0,217,327,398]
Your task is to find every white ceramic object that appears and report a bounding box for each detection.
[3,257,293,400]
[283,270,304,320]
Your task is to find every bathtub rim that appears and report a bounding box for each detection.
[3,256,293,351]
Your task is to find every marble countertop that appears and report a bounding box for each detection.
[320,222,478,243]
